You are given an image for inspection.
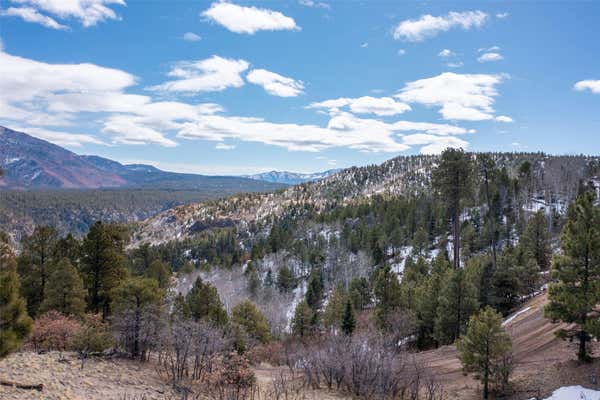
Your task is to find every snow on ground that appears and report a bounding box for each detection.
[502,306,532,327]
[286,280,307,331]
[535,386,600,400]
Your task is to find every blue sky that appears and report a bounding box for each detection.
[1,1,600,175]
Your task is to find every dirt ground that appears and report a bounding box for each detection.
[1,294,597,400]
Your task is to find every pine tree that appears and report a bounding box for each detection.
[145,260,171,289]
[435,268,479,344]
[322,285,347,330]
[39,258,86,317]
[232,300,271,344]
[305,267,324,313]
[111,277,165,360]
[458,307,512,400]
[80,221,127,316]
[291,300,312,337]
[0,247,32,358]
[17,225,59,316]
[521,211,552,270]
[373,264,402,329]
[490,249,521,315]
[348,276,371,311]
[341,299,356,336]
[432,148,473,270]
[545,192,600,361]
[186,277,228,327]
[277,265,294,293]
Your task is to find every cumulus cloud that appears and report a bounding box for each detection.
[1,49,478,154]
[215,143,235,150]
[393,10,488,42]
[1,7,67,29]
[495,115,513,123]
[246,69,304,97]
[202,1,299,34]
[148,56,249,94]
[496,12,509,19]
[401,133,469,154]
[4,0,125,28]
[397,72,508,121]
[397,49,406,56]
[182,32,201,41]
[308,96,411,116]
[478,52,503,63]
[574,80,600,94]
[438,49,455,57]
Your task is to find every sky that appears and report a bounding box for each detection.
[1,0,600,175]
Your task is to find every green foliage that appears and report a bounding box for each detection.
[521,211,552,270]
[322,285,347,330]
[0,256,33,358]
[39,258,86,317]
[291,300,312,337]
[80,221,128,316]
[348,276,371,311]
[17,225,59,316]
[276,265,294,293]
[231,300,271,345]
[341,299,356,336]
[545,191,600,362]
[305,268,324,313]
[186,277,228,327]
[458,306,512,399]
[145,260,171,289]
[435,268,479,344]
[71,314,114,354]
[373,264,402,330]
[490,249,521,315]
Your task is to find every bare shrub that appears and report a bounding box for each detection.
[29,310,82,352]
[113,304,165,361]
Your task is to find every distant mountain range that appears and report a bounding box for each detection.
[0,126,284,192]
[243,169,341,185]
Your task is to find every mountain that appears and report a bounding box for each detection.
[243,169,341,185]
[0,126,284,192]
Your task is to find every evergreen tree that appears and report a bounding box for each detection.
[186,277,228,327]
[53,234,81,267]
[322,285,347,330]
[341,299,356,336]
[0,244,32,358]
[247,267,261,298]
[231,300,271,344]
[435,268,479,344]
[348,276,371,311]
[521,211,552,270]
[80,221,128,316]
[17,225,59,316]
[111,277,165,360]
[545,192,600,361]
[276,265,294,293]
[145,260,171,289]
[305,267,324,313]
[39,258,86,317]
[432,148,473,270]
[458,307,512,400]
[373,264,402,329]
[490,249,521,315]
[264,269,274,287]
[291,300,312,337]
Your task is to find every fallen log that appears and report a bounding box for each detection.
[0,379,43,391]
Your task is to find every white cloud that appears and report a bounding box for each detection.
[496,12,509,19]
[182,32,201,41]
[101,115,178,147]
[438,49,454,57]
[298,0,329,9]
[308,96,411,116]
[495,115,513,123]
[9,126,105,147]
[202,1,299,34]
[246,69,304,97]
[149,56,249,94]
[478,52,503,63]
[446,61,464,68]
[5,0,125,27]
[1,7,67,29]
[574,80,600,94]
[397,49,406,56]
[215,143,235,150]
[397,72,506,121]
[401,133,469,154]
[393,10,488,42]
[360,42,369,48]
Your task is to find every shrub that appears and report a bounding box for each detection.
[30,310,82,352]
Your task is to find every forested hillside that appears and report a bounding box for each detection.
[3,150,600,400]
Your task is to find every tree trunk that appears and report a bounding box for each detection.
[578,330,589,362]
[0,380,43,391]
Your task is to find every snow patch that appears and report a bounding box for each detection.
[502,306,532,327]
[534,386,600,400]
